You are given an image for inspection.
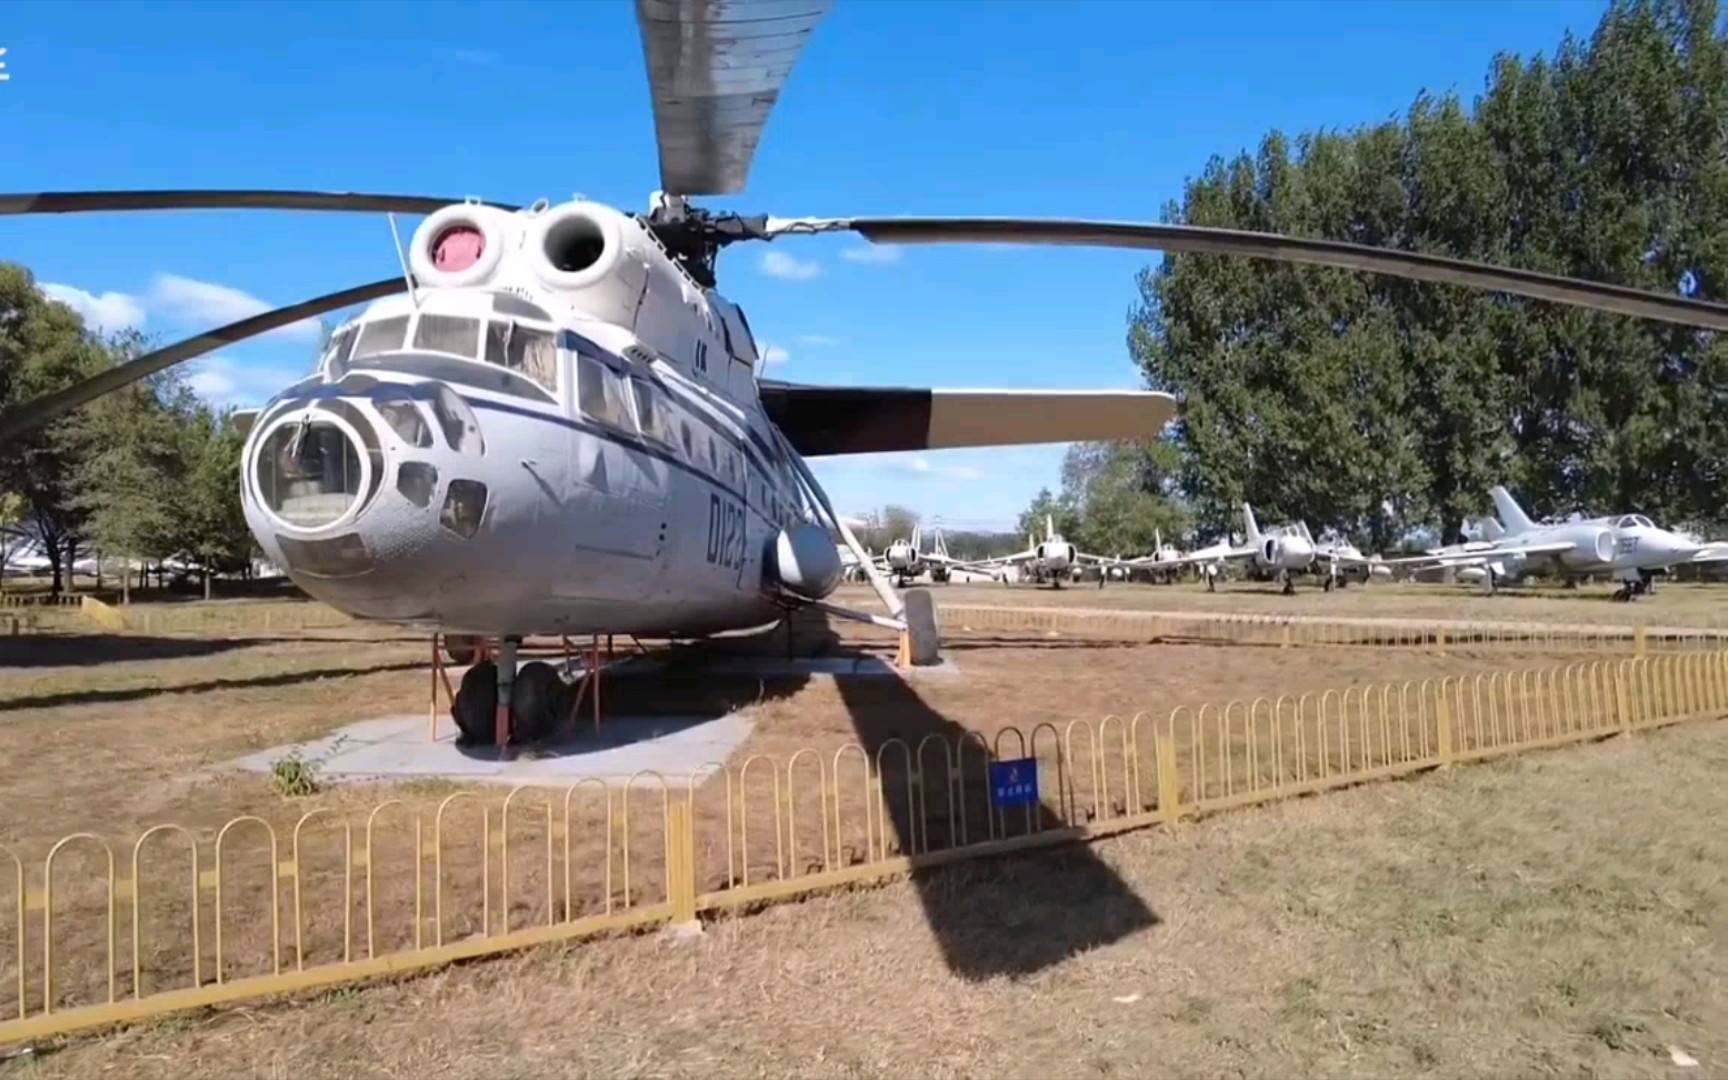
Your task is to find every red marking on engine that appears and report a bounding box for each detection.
[432,225,485,272]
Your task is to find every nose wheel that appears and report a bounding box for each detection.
[442,635,600,751]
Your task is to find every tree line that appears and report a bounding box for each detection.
[1026,0,1727,557]
[0,264,253,599]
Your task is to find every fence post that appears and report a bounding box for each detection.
[1614,666,1633,735]
[1634,625,1647,657]
[1436,688,1454,767]
[665,801,698,927]
[1155,716,1184,820]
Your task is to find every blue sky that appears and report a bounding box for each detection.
[1,0,1610,532]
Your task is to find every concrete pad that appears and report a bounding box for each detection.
[226,709,754,789]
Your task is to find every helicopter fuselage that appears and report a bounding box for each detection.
[239,199,841,638]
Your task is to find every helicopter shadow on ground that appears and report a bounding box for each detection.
[824,623,1161,980]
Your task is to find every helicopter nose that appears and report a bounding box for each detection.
[249,407,381,533]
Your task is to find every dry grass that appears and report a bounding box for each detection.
[14,716,1727,1079]
[894,579,1728,628]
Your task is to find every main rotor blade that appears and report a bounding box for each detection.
[0,190,516,217]
[759,384,1177,456]
[634,0,833,197]
[0,277,406,444]
[765,216,1728,331]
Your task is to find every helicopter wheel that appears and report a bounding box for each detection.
[452,660,498,746]
[510,661,564,745]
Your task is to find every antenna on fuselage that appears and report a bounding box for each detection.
[386,212,420,310]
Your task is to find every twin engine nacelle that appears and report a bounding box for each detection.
[765,523,843,601]
[407,200,688,341]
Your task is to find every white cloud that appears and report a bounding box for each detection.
[148,273,322,340]
[40,283,146,336]
[759,250,823,282]
[841,244,902,266]
[758,341,791,365]
[797,334,838,347]
[183,354,304,408]
[904,455,984,481]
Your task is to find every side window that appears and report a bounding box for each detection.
[630,378,671,444]
[485,322,558,393]
[576,353,635,431]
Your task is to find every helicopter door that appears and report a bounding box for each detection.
[565,339,667,593]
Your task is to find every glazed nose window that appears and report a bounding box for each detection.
[256,420,365,528]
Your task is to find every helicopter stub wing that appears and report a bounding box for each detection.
[758,385,1177,456]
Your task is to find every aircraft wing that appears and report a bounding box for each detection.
[1384,540,1573,570]
[758,385,1177,455]
[973,546,1039,567]
[1154,545,1257,568]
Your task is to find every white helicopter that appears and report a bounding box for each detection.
[3,0,1726,747]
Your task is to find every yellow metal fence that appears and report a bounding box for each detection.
[1,650,1724,1044]
[941,604,1728,652]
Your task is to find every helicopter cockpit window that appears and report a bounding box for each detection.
[412,314,481,360]
[484,321,558,392]
[575,352,635,432]
[320,324,358,371]
[351,316,410,362]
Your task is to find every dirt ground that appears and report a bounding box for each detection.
[13,714,1726,1079]
[0,593,1711,1058]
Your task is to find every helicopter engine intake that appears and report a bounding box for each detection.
[766,522,843,600]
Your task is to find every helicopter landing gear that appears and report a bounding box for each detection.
[449,638,573,750]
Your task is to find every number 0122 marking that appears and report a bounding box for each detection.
[706,494,746,570]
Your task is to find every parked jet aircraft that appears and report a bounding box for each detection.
[1294,522,1391,586]
[978,516,1114,588]
[3,0,1726,742]
[1151,504,1380,594]
[875,524,975,586]
[1392,487,1728,599]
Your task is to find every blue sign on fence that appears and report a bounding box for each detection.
[990,758,1040,809]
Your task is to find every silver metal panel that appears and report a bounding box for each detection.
[635,0,833,196]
